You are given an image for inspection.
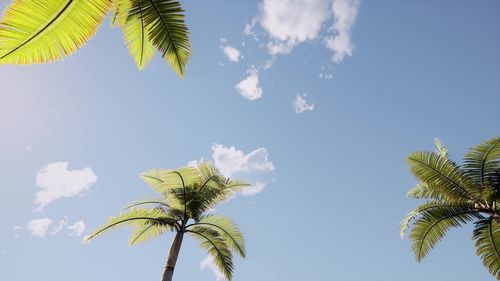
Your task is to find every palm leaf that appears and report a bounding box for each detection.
[0,0,111,64]
[133,0,190,76]
[408,204,483,261]
[116,0,156,69]
[400,201,448,238]
[464,137,500,189]
[128,220,174,245]
[434,138,448,158]
[189,214,246,258]
[407,182,446,201]
[85,208,177,241]
[473,218,500,279]
[122,198,169,210]
[407,151,480,203]
[188,226,234,280]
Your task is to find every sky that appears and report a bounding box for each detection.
[0,0,499,281]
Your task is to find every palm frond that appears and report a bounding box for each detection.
[400,201,449,238]
[116,0,156,69]
[473,218,500,279]
[407,151,480,203]
[85,208,177,242]
[189,214,245,258]
[132,0,190,76]
[128,219,174,245]
[407,182,446,201]
[122,198,169,210]
[188,226,234,280]
[0,0,111,64]
[408,204,483,261]
[464,137,500,190]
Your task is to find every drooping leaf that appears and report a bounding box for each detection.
[473,218,500,279]
[188,226,234,280]
[408,204,483,261]
[128,219,174,245]
[407,182,446,201]
[190,214,246,258]
[0,0,111,64]
[400,201,448,238]
[131,0,190,76]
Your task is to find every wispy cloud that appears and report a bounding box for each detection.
[235,66,263,101]
[68,221,86,236]
[293,94,315,113]
[35,162,97,211]
[200,255,226,281]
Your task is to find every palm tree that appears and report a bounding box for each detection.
[401,137,500,279]
[0,0,190,76]
[85,162,248,281]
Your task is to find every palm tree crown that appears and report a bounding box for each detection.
[401,137,500,279]
[85,162,248,281]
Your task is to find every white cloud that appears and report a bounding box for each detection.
[221,38,242,62]
[12,225,22,238]
[293,94,315,113]
[235,67,263,101]
[26,218,52,238]
[325,0,360,63]
[200,255,226,281]
[68,221,86,237]
[35,162,97,211]
[211,144,274,195]
[25,145,32,152]
[258,0,330,54]
[49,217,68,236]
[319,73,333,79]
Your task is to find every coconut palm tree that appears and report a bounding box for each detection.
[0,0,190,76]
[85,162,248,281]
[401,137,500,279]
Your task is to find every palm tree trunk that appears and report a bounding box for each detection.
[161,231,184,281]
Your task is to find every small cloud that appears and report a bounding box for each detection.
[12,225,22,238]
[319,73,333,79]
[293,94,315,113]
[220,38,242,62]
[26,218,52,238]
[235,67,263,101]
[325,0,361,63]
[68,221,86,237]
[34,162,97,211]
[25,146,32,152]
[200,255,226,281]
[212,144,274,196]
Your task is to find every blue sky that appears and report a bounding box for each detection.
[0,0,499,280]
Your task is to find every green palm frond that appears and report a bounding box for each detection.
[85,208,177,242]
[0,0,111,64]
[128,219,174,245]
[407,182,446,201]
[188,226,234,280]
[400,201,448,238]
[189,215,246,258]
[464,137,500,189]
[473,218,500,279]
[407,151,480,203]
[115,0,156,69]
[409,204,483,261]
[132,0,190,76]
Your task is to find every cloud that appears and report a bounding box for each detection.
[221,38,242,62]
[211,144,274,195]
[68,221,86,237]
[325,0,360,63]
[35,162,97,211]
[200,255,226,281]
[12,225,22,238]
[258,0,329,55]
[26,218,52,238]
[235,67,263,101]
[293,94,315,113]
[49,217,68,236]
